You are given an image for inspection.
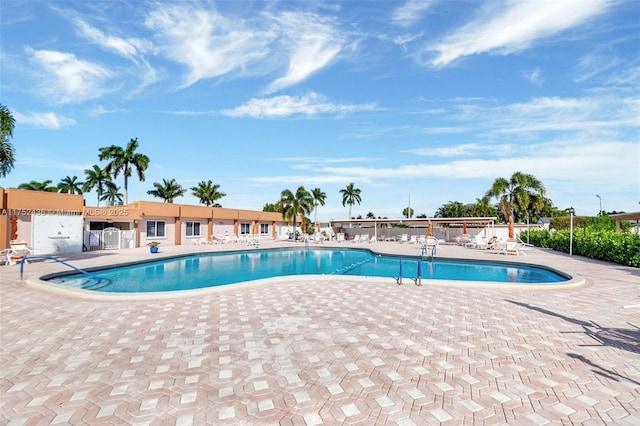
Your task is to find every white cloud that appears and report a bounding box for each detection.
[391,0,433,28]
[14,111,76,129]
[428,0,610,68]
[264,12,344,94]
[145,4,274,89]
[73,17,152,58]
[221,93,377,118]
[26,48,114,104]
[522,68,544,86]
[405,143,515,157]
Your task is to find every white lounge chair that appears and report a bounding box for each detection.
[471,234,488,249]
[6,240,32,265]
[399,234,409,243]
[336,233,345,242]
[409,235,418,244]
[502,239,520,255]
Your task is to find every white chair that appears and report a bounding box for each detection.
[502,239,520,256]
[472,234,488,249]
[336,233,345,243]
[7,240,32,265]
[399,234,409,243]
[409,235,418,244]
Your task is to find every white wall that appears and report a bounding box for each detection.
[31,214,84,254]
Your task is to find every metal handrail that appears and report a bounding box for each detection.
[19,255,101,281]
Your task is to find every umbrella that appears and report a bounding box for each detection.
[428,221,433,237]
[462,220,467,235]
[508,215,514,239]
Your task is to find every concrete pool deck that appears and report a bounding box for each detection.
[1,241,638,425]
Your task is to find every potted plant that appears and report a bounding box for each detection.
[147,241,160,253]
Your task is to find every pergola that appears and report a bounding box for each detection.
[328,217,498,241]
[609,211,640,230]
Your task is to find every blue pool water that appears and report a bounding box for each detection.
[45,248,569,293]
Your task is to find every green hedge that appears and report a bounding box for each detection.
[521,228,640,267]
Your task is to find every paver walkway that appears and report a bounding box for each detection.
[1,241,639,425]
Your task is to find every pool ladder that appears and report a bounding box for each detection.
[396,258,426,286]
[19,255,112,290]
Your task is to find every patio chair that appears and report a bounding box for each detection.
[7,240,32,265]
[502,239,520,256]
[471,234,488,249]
[399,234,409,243]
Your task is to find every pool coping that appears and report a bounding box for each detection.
[24,247,586,301]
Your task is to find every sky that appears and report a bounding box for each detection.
[1,0,639,222]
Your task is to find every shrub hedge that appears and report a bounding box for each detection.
[521,228,640,267]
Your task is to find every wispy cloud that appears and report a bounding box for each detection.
[264,12,344,94]
[405,143,515,157]
[73,17,152,58]
[14,111,76,129]
[72,17,157,93]
[145,4,274,89]
[221,92,377,118]
[391,0,433,28]
[427,0,610,68]
[26,48,114,104]
[522,68,544,86]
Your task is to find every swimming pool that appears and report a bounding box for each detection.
[43,247,570,293]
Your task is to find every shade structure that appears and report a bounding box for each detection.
[508,215,514,239]
[428,221,433,236]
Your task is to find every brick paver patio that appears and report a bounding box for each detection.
[1,241,638,425]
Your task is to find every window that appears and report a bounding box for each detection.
[147,220,165,238]
[186,221,201,237]
[240,223,251,235]
[260,223,269,235]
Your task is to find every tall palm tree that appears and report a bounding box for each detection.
[191,180,226,207]
[280,186,314,239]
[18,180,58,192]
[98,137,150,205]
[483,171,546,223]
[147,178,186,203]
[83,165,116,206]
[100,185,124,206]
[57,176,84,194]
[311,187,327,228]
[340,183,362,220]
[0,104,16,177]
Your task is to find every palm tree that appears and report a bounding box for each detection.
[0,104,16,177]
[311,187,327,229]
[340,183,362,220]
[403,207,415,218]
[280,186,314,240]
[191,180,226,207]
[483,171,546,223]
[83,165,116,206]
[147,178,186,203]
[18,180,58,192]
[100,185,124,206]
[98,137,150,205]
[57,176,84,194]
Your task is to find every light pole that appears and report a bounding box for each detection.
[568,207,575,256]
[596,194,602,216]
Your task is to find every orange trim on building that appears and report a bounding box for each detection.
[1,188,301,249]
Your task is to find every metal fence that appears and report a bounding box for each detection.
[84,228,136,251]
